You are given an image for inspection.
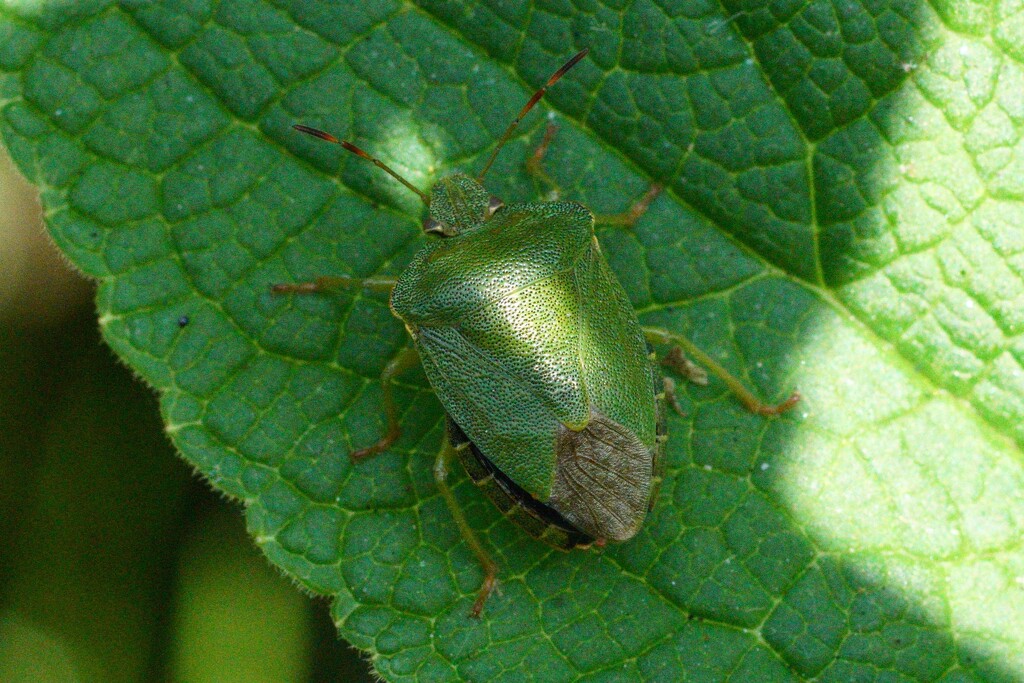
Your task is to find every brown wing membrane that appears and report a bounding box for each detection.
[548,408,653,542]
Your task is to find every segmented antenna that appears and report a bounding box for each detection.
[292,124,430,205]
[476,48,589,182]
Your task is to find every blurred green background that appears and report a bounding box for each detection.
[0,147,374,682]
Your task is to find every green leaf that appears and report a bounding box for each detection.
[2,0,1023,680]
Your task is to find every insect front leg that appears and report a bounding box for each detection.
[643,327,801,416]
[527,121,662,227]
[434,434,499,618]
[271,275,398,295]
[526,120,563,200]
[594,183,663,229]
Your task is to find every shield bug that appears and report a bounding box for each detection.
[276,49,799,617]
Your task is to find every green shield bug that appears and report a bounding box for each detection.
[276,49,799,617]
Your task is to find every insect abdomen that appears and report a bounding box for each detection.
[446,417,594,551]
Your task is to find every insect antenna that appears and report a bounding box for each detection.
[292,124,431,205]
[476,48,589,182]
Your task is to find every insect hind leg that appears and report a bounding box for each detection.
[434,433,499,618]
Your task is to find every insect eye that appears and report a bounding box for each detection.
[486,196,505,217]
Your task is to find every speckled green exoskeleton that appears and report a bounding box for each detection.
[276,49,799,617]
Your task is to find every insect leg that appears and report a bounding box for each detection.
[643,326,801,416]
[271,275,397,295]
[658,376,687,417]
[434,434,499,618]
[594,184,663,229]
[349,346,420,461]
[662,346,708,386]
[526,121,661,225]
[526,121,563,199]
[477,48,589,182]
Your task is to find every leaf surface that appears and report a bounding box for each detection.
[2,0,1023,680]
